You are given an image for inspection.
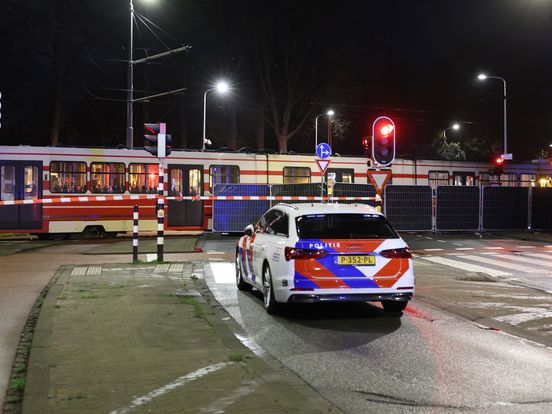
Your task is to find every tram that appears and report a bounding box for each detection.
[1,145,551,236]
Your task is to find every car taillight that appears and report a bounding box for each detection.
[380,247,412,259]
[284,247,328,261]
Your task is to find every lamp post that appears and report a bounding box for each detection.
[202,81,229,150]
[315,109,334,150]
[126,0,135,149]
[478,73,508,155]
[443,123,460,139]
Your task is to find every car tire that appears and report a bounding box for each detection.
[235,253,251,291]
[381,300,408,312]
[262,264,280,314]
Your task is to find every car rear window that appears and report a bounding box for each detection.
[296,213,399,239]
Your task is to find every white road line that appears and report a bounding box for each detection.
[452,243,464,246]
[207,251,226,255]
[169,263,184,273]
[154,264,170,273]
[86,266,102,276]
[460,255,540,273]
[71,267,87,276]
[109,362,233,414]
[483,246,504,250]
[516,245,536,249]
[455,247,474,251]
[437,240,447,243]
[209,262,236,284]
[546,245,552,248]
[524,252,552,261]
[418,256,510,277]
[146,254,157,262]
[487,253,552,269]
[200,381,258,413]
[423,248,444,251]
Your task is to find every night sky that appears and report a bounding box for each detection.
[1,0,552,161]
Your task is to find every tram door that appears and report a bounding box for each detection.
[167,165,203,227]
[0,161,42,230]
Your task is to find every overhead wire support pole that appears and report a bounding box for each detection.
[126,0,134,149]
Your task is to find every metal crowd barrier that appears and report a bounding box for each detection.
[530,187,552,230]
[384,185,433,231]
[435,186,480,231]
[482,187,529,230]
[212,184,270,232]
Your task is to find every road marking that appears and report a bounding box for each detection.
[200,380,258,413]
[483,246,504,250]
[487,253,552,269]
[516,245,536,249]
[452,243,464,246]
[146,253,157,262]
[169,263,184,273]
[109,362,233,414]
[524,252,552,261]
[87,266,101,276]
[71,267,87,276]
[546,245,552,248]
[207,251,226,255]
[437,240,447,243]
[455,247,474,251]
[424,236,433,240]
[460,255,541,273]
[418,256,510,277]
[209,262,236,284]
[154,264,170,273]
[423,248,444,252]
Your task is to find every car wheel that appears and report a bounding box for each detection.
[381,300,408,312]
[262,264,279,314]
[235,253,251,291]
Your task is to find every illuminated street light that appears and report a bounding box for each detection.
[478,73,508,155]
[203,81,230,150]
[443,123,460,139]
[315,110,335,150]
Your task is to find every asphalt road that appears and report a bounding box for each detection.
[201,235,552,414]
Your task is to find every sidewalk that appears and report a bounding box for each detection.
[13,262,339,414]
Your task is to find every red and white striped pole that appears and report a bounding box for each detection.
[157,158,165,262]
[133,205,139,262]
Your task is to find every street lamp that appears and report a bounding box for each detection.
[478,73,508,155]
[443,123,460,139]
[315,110,335,150]
[202,81,230,150]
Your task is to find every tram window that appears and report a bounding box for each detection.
[90,162,125,194]
[50,161,87,193]
[500,173,518,187]
[326,168,354,183]
[24,166,39,199]
[1,165,16,201]
[428,170,449,188]
[209,165,239,192]
[129,163,159,193]
[520,174,536,187]
[189,169,201,196]
[283,167,311,184]
[452,172,475,186]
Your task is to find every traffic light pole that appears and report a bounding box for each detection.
[157,157,165,262]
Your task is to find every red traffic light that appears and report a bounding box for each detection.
[361,137,369,149]
[495,156,504,165]
[380,123,394,137]
[372,116,396,166]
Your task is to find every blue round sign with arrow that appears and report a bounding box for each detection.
[316,143,332,159]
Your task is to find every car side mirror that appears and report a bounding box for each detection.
[244,224,254,237]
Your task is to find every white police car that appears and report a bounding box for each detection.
[235,203,414,314]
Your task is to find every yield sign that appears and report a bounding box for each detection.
[315,159,331,174]
[367,170,392,193]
